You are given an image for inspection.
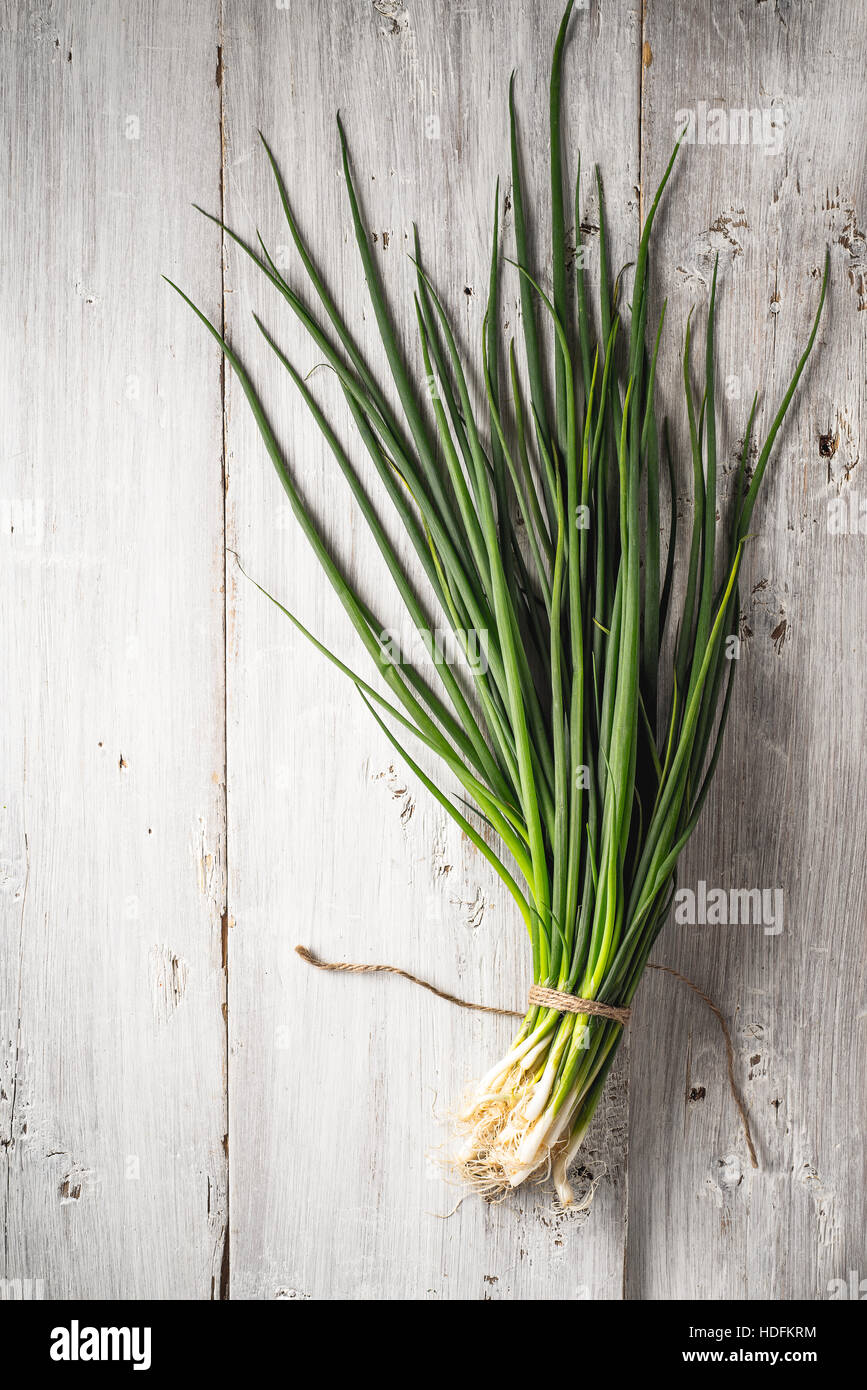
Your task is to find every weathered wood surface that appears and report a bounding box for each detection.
[0,0,228,1299]
[1,0,864,1301]
[222,0,637,1303]
[629,0,867,1300]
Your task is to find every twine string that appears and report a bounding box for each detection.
[527,983,631,1025]
[293,944,520,1017]
[295,944,758,1169]
[645,963,758,1169]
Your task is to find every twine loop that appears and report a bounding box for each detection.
[527,983,631,1025]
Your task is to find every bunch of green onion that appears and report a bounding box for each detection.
[170,0,827,1202]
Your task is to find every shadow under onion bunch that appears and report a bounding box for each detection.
[169,2,827,1203]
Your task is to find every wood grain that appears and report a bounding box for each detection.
[221,0,637,1300]
[0,0,227,1298]
[628,0,867,1299]
[1,0,864,1302]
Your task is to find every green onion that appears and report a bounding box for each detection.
[170,2,828,1204]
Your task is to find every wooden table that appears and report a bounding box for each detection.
[1,0,864,1300]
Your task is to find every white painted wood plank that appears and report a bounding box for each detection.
[0,0,227,1298]
[8,0,859,1303]
[627,0,867,1299]
[222,0,638,1299]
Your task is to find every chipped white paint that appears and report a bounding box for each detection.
[149,945,190,1027]
[1,0,864,1301]
[627,0,867,1300]
[0,0,227,1298]
[223,0,635,1300]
